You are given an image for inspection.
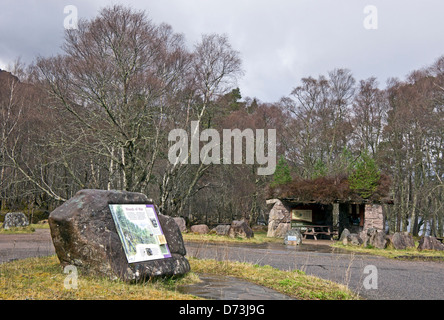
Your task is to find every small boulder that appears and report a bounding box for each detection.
[2,212,29,229]
[173,217,187,233]
[341,229,363,246]
[284,229,302,246]
[228,220,254,239]
[340,228,351,243]
[389,232,415,250]
[190,224,209,234]
[347,233,363,246]
[361,228,387,249]
[417,236,444,251]
[213,224,231,236]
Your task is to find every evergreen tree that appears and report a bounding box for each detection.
[348,150,381,199]
[271,156,292,187]
[311,159,327,179]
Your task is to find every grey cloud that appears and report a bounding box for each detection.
[1,0,444,101]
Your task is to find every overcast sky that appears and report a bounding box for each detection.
[1,0,444,102]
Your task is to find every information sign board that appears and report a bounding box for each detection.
[109,204,172,263]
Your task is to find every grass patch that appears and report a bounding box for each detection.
[0,223,50,234]
[0,255,202,300]
[188,257,359,300]
[182,231,281,245]
[1,254,358,300]
[331,242,444,261]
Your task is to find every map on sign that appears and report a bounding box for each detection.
[109,204,171,263]
[291,209,313,222]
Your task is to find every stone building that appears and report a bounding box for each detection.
[266,174,392,239]
[266,198,388,239]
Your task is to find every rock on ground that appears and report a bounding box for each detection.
[347,233,363,246]
[387,232,415,250]
[417,236,444,251]
[2,212,29,229]
[340,228,363,246]
[49,189,190,282]
[360,228,387,249]
[284,229,302,246]
[339,228,351,243]
[190,224,210,234]
[228,220,254,239]
[173,217,187,233]
[213,224,231,236]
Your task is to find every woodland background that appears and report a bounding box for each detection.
[0,5,443,237]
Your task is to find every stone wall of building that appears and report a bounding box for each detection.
[266,199,291,238]
[267,199,385,238]
[363,204,384,231]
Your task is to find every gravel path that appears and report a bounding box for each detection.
[0,229,55,263]
[1,230,444,300]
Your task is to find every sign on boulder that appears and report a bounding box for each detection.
[48,189,190,282]
[109,204,172,264]
[284,229,302,246]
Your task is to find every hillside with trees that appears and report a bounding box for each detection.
[0,5,443,237]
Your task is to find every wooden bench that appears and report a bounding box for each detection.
[300,225,336,240]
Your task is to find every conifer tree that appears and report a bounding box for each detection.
[348,150,381,199]
[271,156,292,187]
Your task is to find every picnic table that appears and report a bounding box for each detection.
[298,225,337,240]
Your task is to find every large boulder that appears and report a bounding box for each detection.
[228,220,254,239]
[360,228,387,249]
[48,189,190,282]
[417,236,444,251]
[2,212,29,229]
[190,224,209,234]
[213,224,231,236]
[341,228,363,246]
[343,233,363,246]
[387,232,415,250]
